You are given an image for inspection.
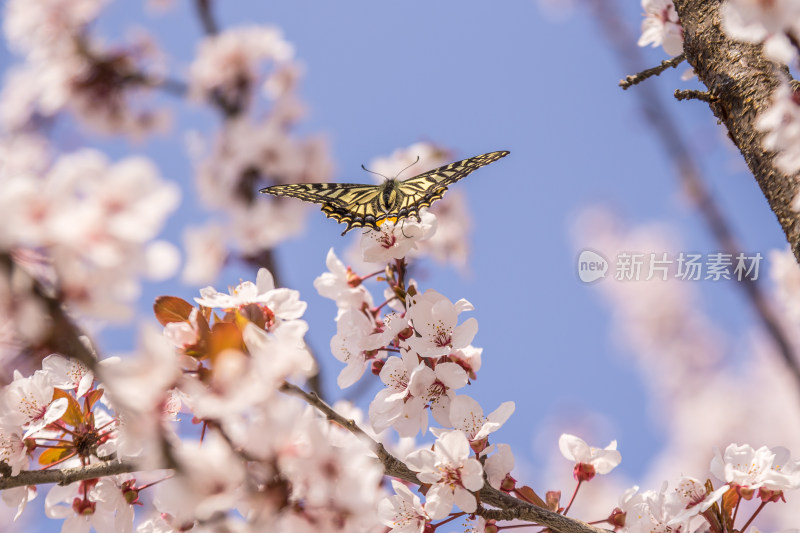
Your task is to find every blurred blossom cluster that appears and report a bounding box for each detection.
[2,0,169,136]
[573,208,800,528]
[639,0,800,176]
[0,268,387,531]
[720,0,800,177]
[185,25,334,283]
[0,141,179,369]
[1,2,799,533]
[638,0,683,57]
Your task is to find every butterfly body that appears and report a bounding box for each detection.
[260,150,509,235]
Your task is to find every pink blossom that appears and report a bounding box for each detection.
[378,480,430,533]
[314,248,374,310]
[638,0,683,56]
[559,433,621,481]
[405,289,478,358]
[756,82,800,175]
[406,430,484,519]
[449,395,515,443]
[360,212,437,264]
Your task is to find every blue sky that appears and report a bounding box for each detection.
[2,1,791,530]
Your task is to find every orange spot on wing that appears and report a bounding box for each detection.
[376,217,398,227]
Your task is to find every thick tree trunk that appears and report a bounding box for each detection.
[673,0,800,262]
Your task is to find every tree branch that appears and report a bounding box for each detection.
[672,0,800,262]
[590,0,800,395]
[620,54,685,89]
[280,382,612,533]
[0,461,139,491]
[194,0,219,35]
[674,89,717,102]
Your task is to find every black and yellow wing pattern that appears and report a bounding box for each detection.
[259,150,509,235]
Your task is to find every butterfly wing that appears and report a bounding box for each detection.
[391,150,510,220]
[260,150,510,235]
[259,182,385,235]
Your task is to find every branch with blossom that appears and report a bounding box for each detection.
[2,1,800,532]
[600,0,800,394]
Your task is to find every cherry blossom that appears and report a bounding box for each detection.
[666,477,730,527]
[448,395,515,444]
[180,222,228,285]
[369,352,425,435]
[99,327,182,466]
[0,423,27,476]
[449,345,483,380]
[360,142,475,267]
[484,443,515,490]
[360,212,437,264]
[330,308,386,388]
[162,310,202,356]
[0,148,180,320]
[756,82,800,176]
[421,189,473,269]
[153,433,246,524]
[559,433,622,481]
[195,267,307,325]
[41,351,94,398]
[638,0,683,56]
[1,14,170,137]
[188,26,294,107]
[406,429,484,519]
[242,319,315,392]
[45,479,118,533]
[722,0,800,63]
[178,348,267,422]
[0,370,68,439]
[621,482,679,533]
[3,0,107,60]
[366,142,451,181]
[193,114,332,211]
[405,289,478,358]
[710,443,800,498]
[314,248,374,310]
[277,414,384,528]
[406,361,470,428]
[1,485,36,521]
[378,480,430,533]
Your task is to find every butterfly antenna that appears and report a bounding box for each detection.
[395,156,421,179]
[400,218,412,239]
[361,164,390,181]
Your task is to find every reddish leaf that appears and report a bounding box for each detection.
[515,485,548,508]
[720,485,738,529]
[236,303,272,330]
[84,389,104,413]
[209,322,244,359]
[38,446,72,466]
[53,388,83,427]
[545,490,562,512]
[153,296,195,326]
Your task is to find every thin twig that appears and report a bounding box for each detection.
[279,382,612,533]
[0,253,98,375]
[0,461,139,491]
[194,0,219,35]
[591,0,800,394]
[620,54,685,89]
[674,89,717,103]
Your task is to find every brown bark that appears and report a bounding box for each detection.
[673,0,800,262]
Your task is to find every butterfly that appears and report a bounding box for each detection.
[259,150,509,235]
